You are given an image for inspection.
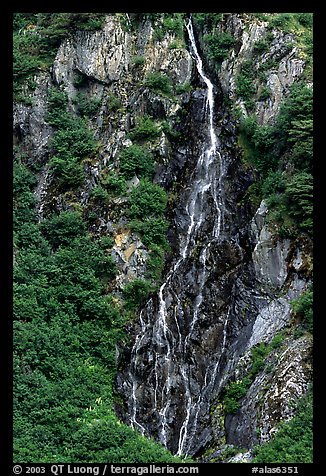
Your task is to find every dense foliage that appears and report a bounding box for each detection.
[13,157,182,464]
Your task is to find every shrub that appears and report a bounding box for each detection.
[295,13,313,28]
[253,389,313,463]
[236,60,256,107]
[175,81,192,95]
[223,378,251,414]
[106,93,122,112]
[162,14,184,38]
[253,38,269,54]
[291,288,313,332]
[129,115,161,142]
[128,180,167,219]
[146,245,165,282]
[258,86,271,101]
[51,121,97,159]
[204,32,236,63]
[284,173,313,233]
[261,171,286,196]
[101,172,127,196]
[123,279,153,311]
[130,217,169,249]
[40,211,86,249]
[119,145,154,180]
[91,186,109,203]
[49,156,85,188]
[144,72,173,95]
[131,55,145,67]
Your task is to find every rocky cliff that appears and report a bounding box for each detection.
[13,13,313,463]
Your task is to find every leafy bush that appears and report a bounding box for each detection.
[49,157,85,188]
[193,13,223,27]
[204,32,236,63]
[261,171,285,196]
[223,378,251,414]
[129,115,161,142]
[119,145,154,180]
[123,279,153,311]
[258,86,271,101]
[162,14,184,38]
[130,217,169,249]
[295,13,313,28]
[131,55,145,67]
[128,180,167,219]
[13,13,106,89]
[106,93,122,112]
[236,60,256,108]
[144,72,173,95]
[175,81,192,95]
[284,173,313,233]
[101,172,127,196]
[291,288,313,332]
[51,121,97,159]
[40,211,86,249]
[253,38,269,54]
[146,245,165,282]
[46,87,98,189]
[91,186,110,203]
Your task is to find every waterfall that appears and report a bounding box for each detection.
[125,16,228,456]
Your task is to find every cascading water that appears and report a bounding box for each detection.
[122,17,230,456]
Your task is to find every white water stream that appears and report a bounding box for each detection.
[128,16,228,456]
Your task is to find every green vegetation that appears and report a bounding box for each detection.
[204,31,237,65]
[253,389,313,463]
[223,378,251,414]
[100,172,128,197]
[291,287,313,333]
[175,81,192,95]
[131,55,145,67]
[128,180,168,219]
[13,155,181,465]
[193,13,224,27]
[151,13,185,42]
[238,82,313,237]
[46,89,98,190]
[130,217,169,250]
[106,92,123,112]
[90,185,110,203]
[119,145,155,180]
[144,72,173,96]
[123,279,153,311]
[236,59,256,111]
[129,114,161,142]
[128,180,169,250]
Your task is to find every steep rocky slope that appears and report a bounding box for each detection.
[13,13,313,463]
